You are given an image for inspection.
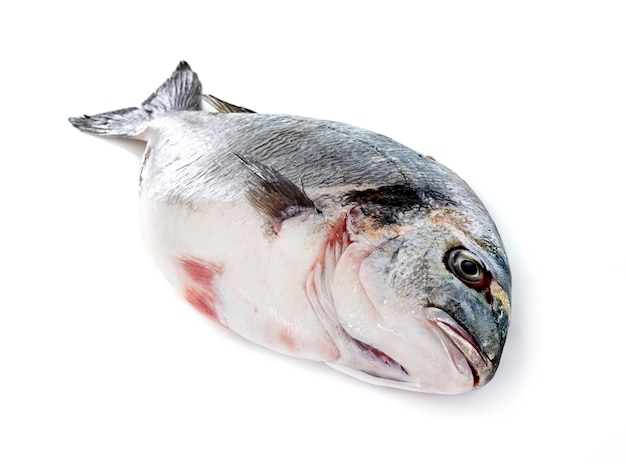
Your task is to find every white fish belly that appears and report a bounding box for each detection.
[139,196,340,362]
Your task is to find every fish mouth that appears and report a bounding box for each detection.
[427,308,493,388]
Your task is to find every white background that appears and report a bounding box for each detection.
[1,1,625,462]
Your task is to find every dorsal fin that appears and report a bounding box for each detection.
[204,94,256,113]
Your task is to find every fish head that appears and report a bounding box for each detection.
[329,203,511,394]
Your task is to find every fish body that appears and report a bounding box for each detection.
[70,62,511,394]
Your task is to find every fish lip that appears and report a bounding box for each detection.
[427,308,493,388]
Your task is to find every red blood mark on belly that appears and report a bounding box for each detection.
[278,329,297,352]
[184,285,225,325]
[179,256,222,286]
[178,256,226,327]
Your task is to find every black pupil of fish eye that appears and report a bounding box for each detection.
[460,259,478,276]
[445,249,487,286]
[446,249,490,288]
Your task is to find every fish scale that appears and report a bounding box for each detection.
[69,61,511,394]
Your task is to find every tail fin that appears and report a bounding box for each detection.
[68,61,202,140]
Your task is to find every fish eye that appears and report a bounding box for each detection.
[445,248,491,289]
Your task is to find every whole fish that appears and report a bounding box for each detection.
[69,62,511,394]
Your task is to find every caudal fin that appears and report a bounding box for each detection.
[68,61,202,140]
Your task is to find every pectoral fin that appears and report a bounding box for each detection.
[234,153,319,233]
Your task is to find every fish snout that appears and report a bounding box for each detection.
[489,280,511,321]
[483,280,511,369]
[427,307,499,389]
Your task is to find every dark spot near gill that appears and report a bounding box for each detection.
[345,184,422,208]
[345,184,455,210]
[352,338,409,377]
[343,184,458,226]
